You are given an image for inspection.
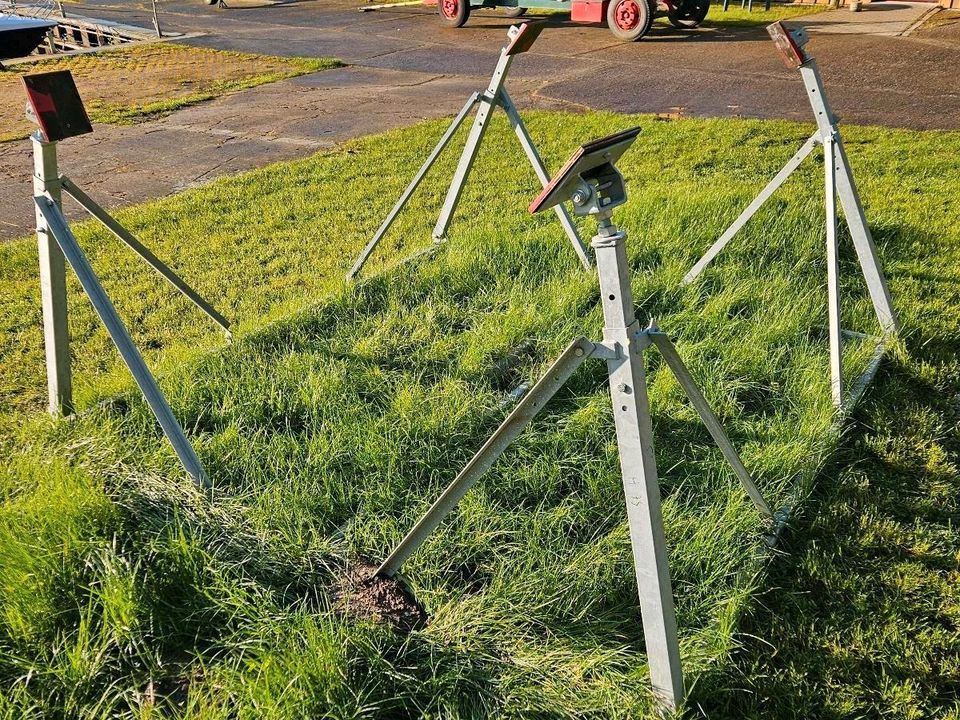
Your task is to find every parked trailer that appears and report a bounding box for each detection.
[426,0,710,40]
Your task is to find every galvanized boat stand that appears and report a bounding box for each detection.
[682,22,899,408]
[376,128,775,715]
[24,70,224,488]
[348,22,591,280]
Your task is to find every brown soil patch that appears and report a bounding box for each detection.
[335,560,427,633]
[0,42,335,141]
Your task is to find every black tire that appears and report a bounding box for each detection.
[606,0,654,41]
[501,6,528,16]
[667,0,709,28]
[439,0,471,27]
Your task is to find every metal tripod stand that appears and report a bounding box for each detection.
[348,22,591,280]
[375,127,775,715]
[24,70,225,488]
[682,22,899,407]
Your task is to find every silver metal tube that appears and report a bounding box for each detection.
[377,335,595,578]
[347,92,481,280]
[35,195,210,489]
[799,60,898,334]
[824,135,843,407]
[593,229,684,711]
[498,88,592,270]
[833,136,899,333]
[60,175,231,336]
[432,49,514,240]
[650,331,773,519]
[33,135,73,415]
[682,133,818,285]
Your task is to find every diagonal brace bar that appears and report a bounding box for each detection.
[347,92,481,280]
[60,175,231,336]
[498,88,591,270]
[682,133,818,285]
[35,195,210,489]
[377,335,596,577]
[432,47,514,241]
[832,137,899,333]
[650,330,773,519]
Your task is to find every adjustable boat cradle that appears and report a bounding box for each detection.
[348,22,591,280]
[375,127,780,714]
[683,22,899,409]
[24,70,226,489]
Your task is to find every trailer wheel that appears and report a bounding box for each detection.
[440,0,471,26]
[667,0,709,28]
[606,0,653,41]
[501,6,528,16]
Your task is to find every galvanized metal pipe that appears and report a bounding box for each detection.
[682,133,818,285]
[593,228,684,712]
[824,134,843,407]
[498,88,591,270]
[60,175,231,336]
[33,135,72,416]
[35,195,210,489]
[347,92,481,280]
[376,335,595,578]
[650,330,773,519]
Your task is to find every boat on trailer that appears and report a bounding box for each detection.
[0,14,57,59]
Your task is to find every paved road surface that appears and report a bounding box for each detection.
[1,0,956,240]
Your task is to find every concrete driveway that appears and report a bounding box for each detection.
[1,0,956,240]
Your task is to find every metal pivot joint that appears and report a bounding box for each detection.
[682,23,899,408]
[380,128,775,716]
[347,23,591,280]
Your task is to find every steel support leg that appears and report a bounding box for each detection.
[798,60,898,334]
[376,335,595,578]
[60,175,231,336]
[682,133,818,285]
[824,135,843,407]
[35,195,210,489]
[593,227,684,712]
[348,92,481,280]
[650,330,773,519]
[433,49,515,241]
[33,136,72,415]
[498,88,592,270]
[833,137,899,333]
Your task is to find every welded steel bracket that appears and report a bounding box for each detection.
[682,23,899,407]
[35,195,210,489]
[347,22,590,280]
[377,129,775,716]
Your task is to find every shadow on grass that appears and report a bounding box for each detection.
[690,331,960,717]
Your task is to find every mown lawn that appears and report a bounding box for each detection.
[0,112,957,718]
[0,43,338,142]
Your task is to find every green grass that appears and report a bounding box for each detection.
[0,112,958,717]
[697,3,830,28]
[0,44,339,142]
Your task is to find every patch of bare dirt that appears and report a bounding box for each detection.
[335,560,427,633]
